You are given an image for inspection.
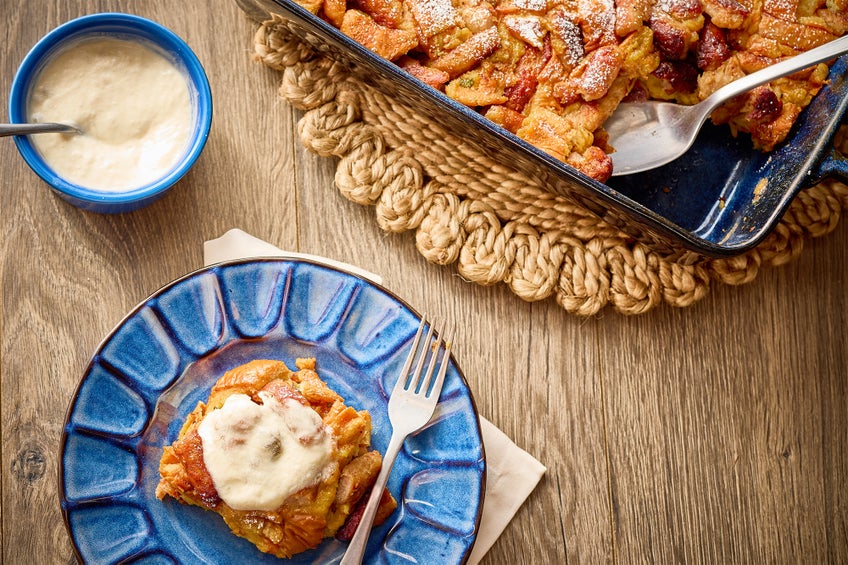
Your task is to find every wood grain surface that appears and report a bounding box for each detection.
[1,1,846,563]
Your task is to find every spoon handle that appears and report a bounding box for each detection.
[702,35,848,114]
[0,123,79,137]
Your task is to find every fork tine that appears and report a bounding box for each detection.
[427,321,454,399]
[394,315,428,394]
[417,318,446,396]
[406,317,436,393]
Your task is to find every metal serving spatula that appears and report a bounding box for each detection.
[606,35,848,176]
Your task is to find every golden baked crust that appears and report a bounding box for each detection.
[293,0,846,181]
[156,358,397,558]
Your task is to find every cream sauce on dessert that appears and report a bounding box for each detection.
[27,37,192,192]
[198,392,334,511]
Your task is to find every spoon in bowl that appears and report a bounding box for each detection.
[606,34,848,176]
[0,122,81,137]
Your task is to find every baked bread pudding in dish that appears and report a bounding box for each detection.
[292,0,847,181]
[156,358,397,558]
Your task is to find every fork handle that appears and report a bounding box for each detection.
[339,432,406,565]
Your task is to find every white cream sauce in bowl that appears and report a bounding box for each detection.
[9,13,212,213]
[28,37,193,192]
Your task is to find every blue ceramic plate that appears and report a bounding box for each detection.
[9,13,213,214]
[59,258,486,564]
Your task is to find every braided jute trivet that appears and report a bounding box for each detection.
[251,15,848,316]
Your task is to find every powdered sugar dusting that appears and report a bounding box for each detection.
[548,10,584,66]
[764,0,797,17]
[583,0,616,45]
[513,0,548,12]
[414,0,459,36]
[575,45,618,100]
[504,14,545,48]
[653,0,701,17]
[653,0,676,14]
[474,26,502,52]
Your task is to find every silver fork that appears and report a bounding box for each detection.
[339,314,455,565]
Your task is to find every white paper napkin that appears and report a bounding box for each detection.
[204,228,547,564]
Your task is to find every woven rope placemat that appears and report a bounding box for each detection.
[251,15,848,316]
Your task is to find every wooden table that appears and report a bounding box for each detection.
[2,1,846,562]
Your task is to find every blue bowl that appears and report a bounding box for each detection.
[9,13,213,214]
